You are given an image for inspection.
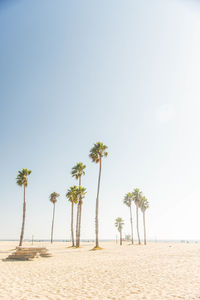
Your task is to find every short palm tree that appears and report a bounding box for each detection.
[71,162,86,247]
[123,192,134,244]
[89,142,108,249]
[140,196,149,245]
[133,188,143,245]
[49,192,60,244]
[16,168,32,246]
[66,186,79,247]
[115,217,124,245]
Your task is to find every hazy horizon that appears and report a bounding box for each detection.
[1,0,200,242]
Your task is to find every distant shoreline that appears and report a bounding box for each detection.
[0,239,199,243]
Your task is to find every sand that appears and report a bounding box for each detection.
[0,241,199,300]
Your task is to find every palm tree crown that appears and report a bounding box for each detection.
[49,192,60,204]
[71,162,86,180]
[89,142,108,163]
[140,196,149,212]
[77,186,87,203]
[115,217,124,232]
[16,169,31,187]
[123,192,134,207]
[66,186,79,203]
[133,188,143,206]
[66,186,86,203]
[66,185,87,204]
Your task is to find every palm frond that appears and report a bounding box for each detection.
[71,162,86,179]
[49,192,60,204]
[132,188,143,207]
[16,168,31,187]
[140,196,149,212]
[115,217,124,231]
[123,192,134,207]
[89,142,108,163]
[66,185,79,204]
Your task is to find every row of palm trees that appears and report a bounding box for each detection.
[120,188,149,245]
[16,142,108,249]
[16,145,149,249]
[49,167,87,247]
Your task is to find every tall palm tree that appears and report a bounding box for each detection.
[49,192,60,244]
[66,186,79,247]
[71,162,86,247]
[133,188,143,245]
[123,192,134,244]
[115,217,124,245]
[140,196,149,245]
[76,185,87,246]
[89,142,108,249]
[16,168,32,246]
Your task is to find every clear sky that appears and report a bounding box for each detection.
[0,0,200,241]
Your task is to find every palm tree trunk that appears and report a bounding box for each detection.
[51,203,55,243]
[78,177,82,247]
[78,202,82,247]
[76,177,81,247]
[130,205,134,244]
[143,211,146,245]
[120,229,122,246]
[71,202,74,247]
[19,185,26,246]
[95,158,102,248]
[136,206,141,244]
[75,201,79,247]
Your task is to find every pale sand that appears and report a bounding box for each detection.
[0,242,200,300]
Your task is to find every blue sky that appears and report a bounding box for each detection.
[0,0,200,241]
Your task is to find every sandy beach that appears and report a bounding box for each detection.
[0,242,199,300]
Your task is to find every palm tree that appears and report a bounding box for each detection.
[115,217,124,245]
[66,186,79,247]
[123,192,134,244]
[89,142,108,249]
[76,185,87,246]
[133,188,143,245]
[49,192,60,244]
[16,168,32,246]
[140,196,149,245]
[71,162,86,247]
